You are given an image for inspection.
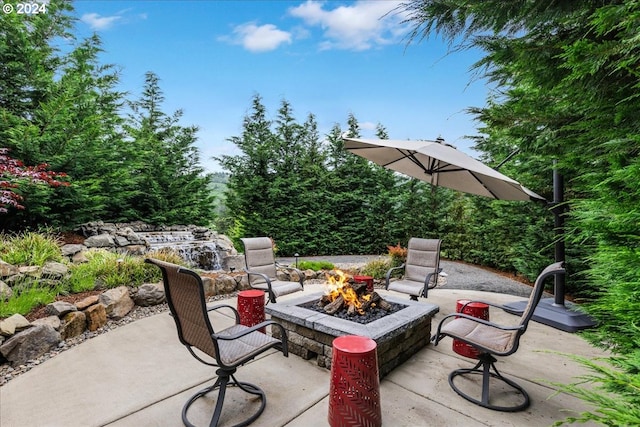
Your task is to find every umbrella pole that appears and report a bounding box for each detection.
[503,161,595,332]
[552,164,566,306]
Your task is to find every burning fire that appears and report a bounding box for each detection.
[324,270,372,315]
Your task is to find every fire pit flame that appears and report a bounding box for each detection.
[322,270,384,316]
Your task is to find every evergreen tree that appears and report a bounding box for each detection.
[125,72,215,226]
[398,0,640,349]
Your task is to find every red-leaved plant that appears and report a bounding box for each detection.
[0,148,69,213]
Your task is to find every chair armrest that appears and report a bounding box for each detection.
[206,303,240,324]
[385,263,405,288]
[244,269,276,303]
[459,299,509,313]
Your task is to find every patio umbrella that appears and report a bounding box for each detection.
[342,136,545,202]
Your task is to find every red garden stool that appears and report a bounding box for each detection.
[353,275,374,293]
[452,299,490,359]
[237,289,266,333]
[328,335,382,427]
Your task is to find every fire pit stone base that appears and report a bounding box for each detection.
[265,292,439,378]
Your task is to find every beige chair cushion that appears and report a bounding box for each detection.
[441,318,518,355]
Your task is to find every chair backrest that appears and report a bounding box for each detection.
[405,238,442,283]
[518,261,565,330]
[241,237,277,285]
[145,258,218,359]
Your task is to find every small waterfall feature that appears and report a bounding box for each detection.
[136,231,223,271]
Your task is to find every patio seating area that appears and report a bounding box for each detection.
[0,268,605,426]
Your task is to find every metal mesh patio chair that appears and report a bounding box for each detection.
[241,237,304,303]
[431,261,565,412]
[385,238,442,300]
[145,258,288,427]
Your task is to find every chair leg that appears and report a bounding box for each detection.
[448,354,530,412]
[182,368,267,427]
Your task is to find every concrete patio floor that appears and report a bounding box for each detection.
[0,283,606,426]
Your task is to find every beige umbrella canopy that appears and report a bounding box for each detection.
[342,136,545,202]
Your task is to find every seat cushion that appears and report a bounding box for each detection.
[252,280,302,298]
[441,318,518,355]
[216,324,280,366]
[388,279,424,297]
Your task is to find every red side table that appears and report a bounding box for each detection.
[237,290,265,333]
[353,275,374,293]
[328,335,382,427]
[452,299,490,359]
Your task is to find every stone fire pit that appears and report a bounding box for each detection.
[265,292,439,378]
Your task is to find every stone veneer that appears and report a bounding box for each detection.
[266,292,439,378]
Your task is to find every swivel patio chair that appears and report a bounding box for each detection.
[145,258,289,427]
[241,237,304,303]
[385,238,442,300]
[431,261,565,412]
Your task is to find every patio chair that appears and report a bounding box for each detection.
[145,258,289,427]
[431,261,565,412]
[241,237,304,303]
[385,238,442,300]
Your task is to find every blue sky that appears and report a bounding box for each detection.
[71,1,488,173]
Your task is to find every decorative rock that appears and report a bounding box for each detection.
[99,286,134,320]
[0,280,12,301]
[85,304,107,332]
[113,235,129,247]
[214,274,236,295]
[124,245,147,255]
[84,233,115,248]
[134,283,165,306]
[72,251,89,264]
[0,314,30,336]
[18,266,40,277]
[45,301,78,317]
[0,325,61,367]
[0,260,19,278]
[61,244,86,257]
[60,311,87,340]
[221,255,245,272]
[75,295,99,310]
[201,277,215,297]
[32,316,61,330]
[41,261,69,280]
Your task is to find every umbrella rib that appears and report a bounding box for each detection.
[469,171,500,198]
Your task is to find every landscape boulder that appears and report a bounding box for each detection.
[0,280,12,301]
[134,283,165,306]
[85,304,107,332]
[60,311,87,340]
[99,286,134,320]
[0,325,61,367]
[45,301,77,317]
[0,314,30,336]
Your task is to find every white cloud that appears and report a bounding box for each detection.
[81,13,122,31]
[228,23,292,52]
[288,0,406,51]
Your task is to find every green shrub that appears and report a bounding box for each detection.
[361,259,391,279]
[63,248,185,292]
[297,260,335,271]
[0,281,61,317]
[0,231,63,266]
[549,351,640,426]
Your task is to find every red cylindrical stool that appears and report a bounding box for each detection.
[353,275,374,293]
[328,335,382,427]
[237,290,265,333]
[452,299,490,359]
